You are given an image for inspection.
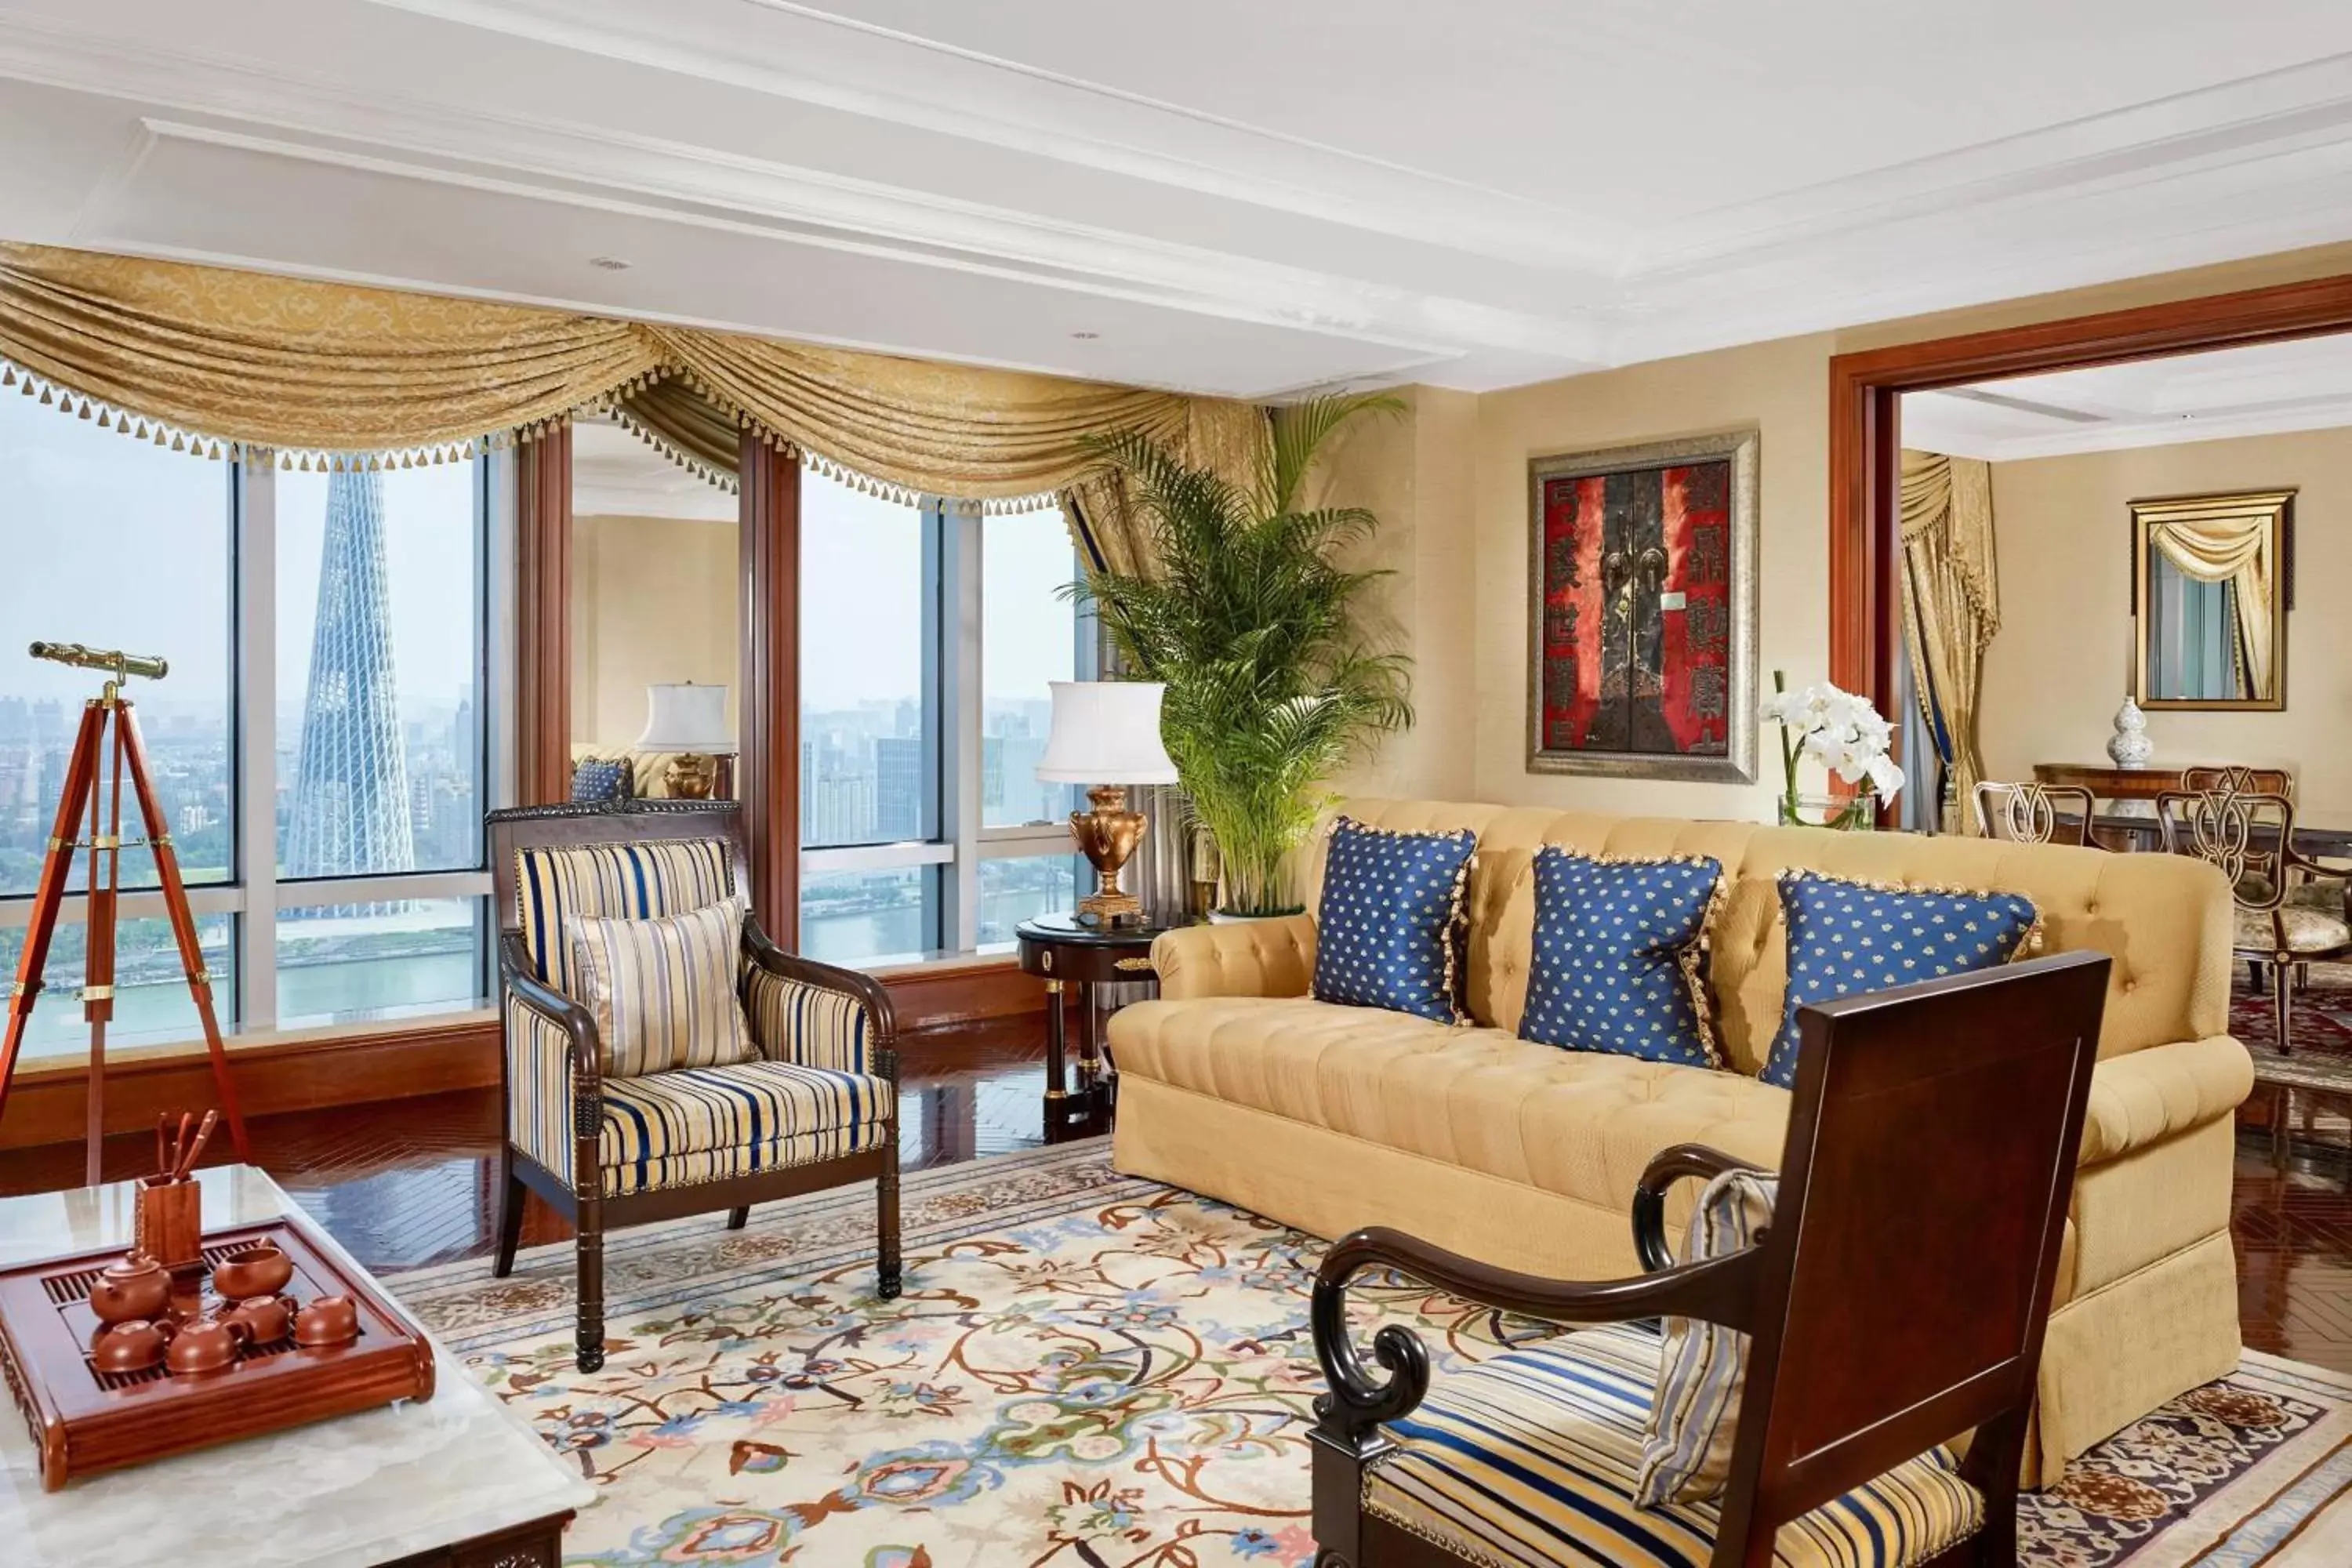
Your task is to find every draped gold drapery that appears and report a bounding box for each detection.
[1898,450,2002,833]
[2146,515,2277,701]
[0,241,1258,561]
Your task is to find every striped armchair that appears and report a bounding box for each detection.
[490,800,899,1373]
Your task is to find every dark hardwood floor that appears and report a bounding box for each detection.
[2,1014,2347,1375]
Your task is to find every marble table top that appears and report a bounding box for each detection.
[0,1165,594,1567]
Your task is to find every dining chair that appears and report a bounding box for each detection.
[490,799,900,1372]
[1308,950,2111,1568]
[1972,781,2097,846]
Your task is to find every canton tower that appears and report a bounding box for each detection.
[284,470,414,882]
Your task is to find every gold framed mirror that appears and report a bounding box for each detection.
[2130,488,2292,712]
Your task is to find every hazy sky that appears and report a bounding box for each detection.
[2,396,1080,725]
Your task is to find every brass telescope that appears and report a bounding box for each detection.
[27,641,169,683]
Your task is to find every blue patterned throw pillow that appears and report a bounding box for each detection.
[1762,871,2041,1088]
[1518,849,1725,1067]
[570,756,633,804]
[1312,818,1477,1023]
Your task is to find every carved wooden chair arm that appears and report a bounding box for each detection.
[741,915,902,1083]
[1310,1225,1762,1443]
[1632,1142,1772,1273]
[498,931,604,1092]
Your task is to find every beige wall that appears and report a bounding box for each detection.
[1314,237,2352,822]
[1319,386,1480,803]
[1980,430,2351,823]
[570,513,740,748]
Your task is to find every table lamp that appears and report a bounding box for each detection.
[1036,681,1180,926]
[637,682,735,799]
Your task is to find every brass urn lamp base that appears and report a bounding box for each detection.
[662,752,717,800]
[1069,783,1147,926]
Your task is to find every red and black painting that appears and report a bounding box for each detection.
[1529,434,1755,781]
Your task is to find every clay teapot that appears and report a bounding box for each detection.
[88,1253,172,1326]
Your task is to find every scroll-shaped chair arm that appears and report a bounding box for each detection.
[1310,1225,1762,1445]
[498,932,603,1091]
[1632,1143,1772,1274]
[742,914,902,1083]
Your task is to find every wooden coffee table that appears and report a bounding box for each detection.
[0,1165,594,1566]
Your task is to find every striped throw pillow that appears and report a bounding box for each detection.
[569,897,759,1079]
[1635,1166,1778,1507]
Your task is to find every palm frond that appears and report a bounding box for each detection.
[1076,394,1414,913]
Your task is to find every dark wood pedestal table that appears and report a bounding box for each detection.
[1016,913,1174,1138]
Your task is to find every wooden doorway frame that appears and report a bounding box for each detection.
[1828,270,2352,720]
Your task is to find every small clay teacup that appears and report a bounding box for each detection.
[292,1294,359,1348]
[211,1241,293,1301]
[91,1319,170,1374]
[165,1319,240,1376]
[88,1253,172,1325]
[222,1294,293,1345]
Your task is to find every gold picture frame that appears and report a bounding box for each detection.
[2129,488,2292,713]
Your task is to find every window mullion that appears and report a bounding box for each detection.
[942,506,984,949]
[234,455,278,1031]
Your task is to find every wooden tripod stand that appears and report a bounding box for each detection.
[1,644,252,1185]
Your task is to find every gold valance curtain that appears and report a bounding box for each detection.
[1897,449,2002,831]
[0,241,1258,558]
[2145,516,2275,700]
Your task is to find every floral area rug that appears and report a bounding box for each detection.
[385,1142,2352,1568]
[2230,960,2352,1058]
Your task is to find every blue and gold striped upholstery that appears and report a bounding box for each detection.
[742,964,873,1074]
[504,993,579,1185]
[569,898,758,1077]
[1639,1168,1780,1505]
[514,837,735,996]
[600,1060,893,1196]
[1366,1323,1982,1568]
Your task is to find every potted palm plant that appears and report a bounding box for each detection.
[1076,394,1412,917]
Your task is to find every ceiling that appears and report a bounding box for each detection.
[572,417,736,521]
[7,1,2352,397]
[1902,332,2352,459]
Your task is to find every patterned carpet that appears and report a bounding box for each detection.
[2231,962,2352,1058]
[387,1144,2352,1568]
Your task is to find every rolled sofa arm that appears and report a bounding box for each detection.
[1151,914,1316,1000]
[2078,1033,2254,1167]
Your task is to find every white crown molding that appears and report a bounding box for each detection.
[356,0,1632,274]
[6,4,2352,393]
[0,16,1606,378]
[1904,391,2352,462]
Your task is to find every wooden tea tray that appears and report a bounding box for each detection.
[0,1218,435,1490]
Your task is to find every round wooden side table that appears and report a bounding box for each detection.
[1014,914,1174,1134]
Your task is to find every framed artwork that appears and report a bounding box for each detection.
[1526,430,1758,782]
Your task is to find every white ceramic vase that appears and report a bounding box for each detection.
[2106,696,2154,768]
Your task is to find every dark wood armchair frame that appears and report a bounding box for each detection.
[1309,950,2113,1568]
[488,800,901,1373]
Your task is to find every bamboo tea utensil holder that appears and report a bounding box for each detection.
[133,1176,202,1280]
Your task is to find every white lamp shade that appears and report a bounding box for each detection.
[1035,681,1178,784]
[637,683,734,753]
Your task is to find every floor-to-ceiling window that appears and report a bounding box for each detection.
[797,468,1090,965]
[0,397,498,1058]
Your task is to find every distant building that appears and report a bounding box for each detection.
[283,471,414,892]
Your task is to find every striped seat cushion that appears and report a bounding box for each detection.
[599,1059,893,1196]
[514,837,735,996]
[1366,1323,1982,1568]
[1639,1168,1779,1504]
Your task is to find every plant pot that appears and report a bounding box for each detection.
[1208,906,1306,924]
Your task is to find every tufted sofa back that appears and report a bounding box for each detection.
[1308,800,2235,1071]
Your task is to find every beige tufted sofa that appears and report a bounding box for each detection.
[1109,798,2254,1483]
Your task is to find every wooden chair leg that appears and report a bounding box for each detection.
[575,1194,606,1374]
[492,1146,525,1279]
[726,1206,750,1231]
[2273,956,2296,1056]
[877,1149,902,1300]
